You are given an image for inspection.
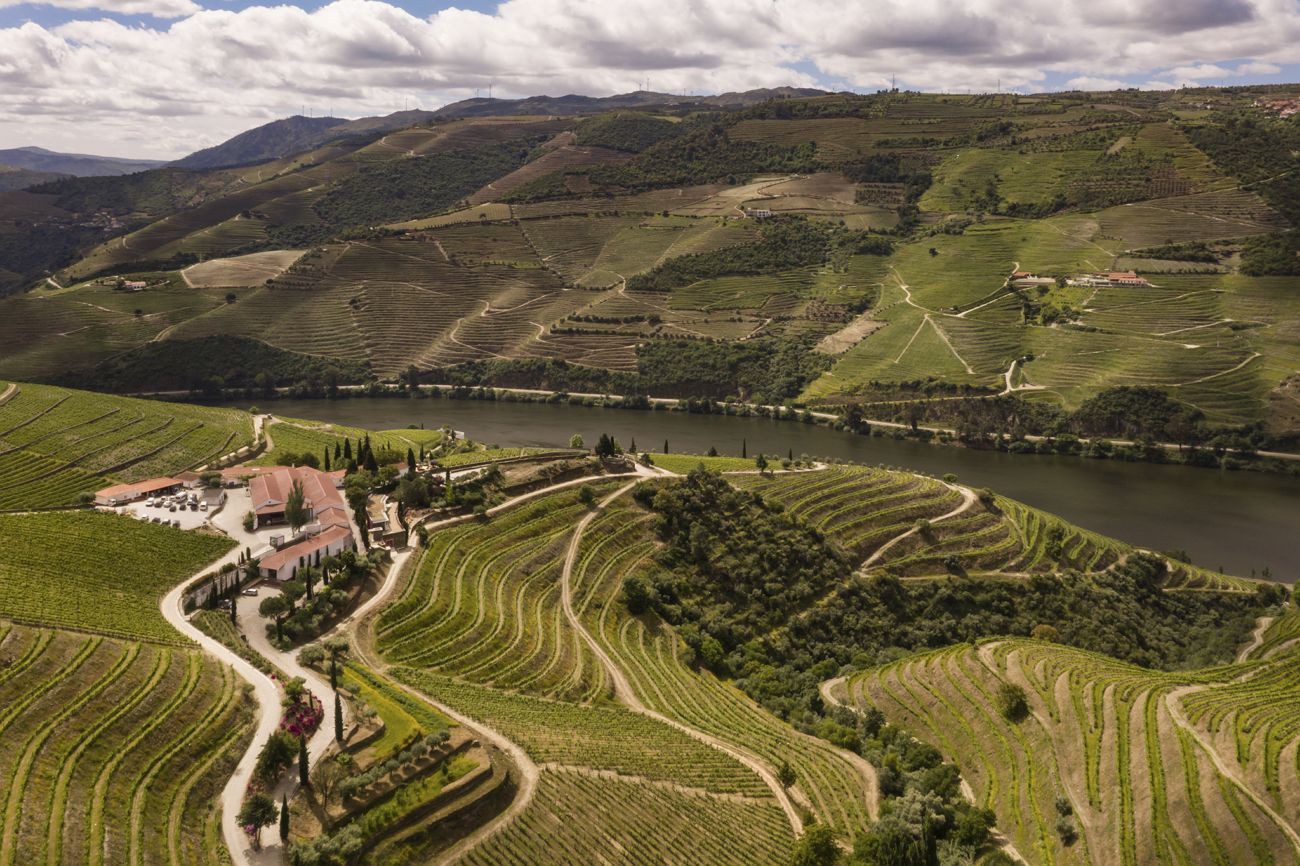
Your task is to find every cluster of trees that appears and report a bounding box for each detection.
[1241,230,1300,276]
[53,335,369,395]
[588,121,820,192]
[280,135,549,242]
[841,154,933,204]
[421,337,833,404]
[626,217,890,292]
[1135,240,1220,263]
[258,549,378,645]
[573,111,681,153]
[626,470,1279,727]
[636,337,833,403]
[1185,113,1300,223]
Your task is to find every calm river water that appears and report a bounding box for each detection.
[220,397,1300,582]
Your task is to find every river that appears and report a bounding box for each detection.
[223,396,1300,582]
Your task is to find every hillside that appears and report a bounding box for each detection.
[337,458,1279,864]
[1,86,1298,444]
[838,634,1300,866]
[0,145,163,176]
[0,509,250,866]
[0,381,255,509]
[0,164,67,192]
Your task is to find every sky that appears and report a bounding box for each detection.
[2,0,1299,161]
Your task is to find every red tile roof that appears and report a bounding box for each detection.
[258,525,353,573]
[248,466,350,529]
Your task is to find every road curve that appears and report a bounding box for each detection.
[159,561,280,866]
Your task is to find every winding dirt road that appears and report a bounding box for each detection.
[557,481,812,834]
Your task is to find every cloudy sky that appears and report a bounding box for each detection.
[2,0,1299,161]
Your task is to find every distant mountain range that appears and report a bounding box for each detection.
[0,146,164,178]
[171,87,830,171]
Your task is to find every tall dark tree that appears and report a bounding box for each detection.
[663,439,669,453]
[279,794,289,843]
[334,442,342,462]
[298,736,310,787]
[334,691,344,743]
[284,479,308,535]
[323,448,331,472]
[407,447,417,476]
[342,439,352,461]
[229,593,237,626]
[742,438,747,458]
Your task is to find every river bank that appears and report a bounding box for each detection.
[186,391,1300,584]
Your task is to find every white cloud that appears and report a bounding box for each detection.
[1237,60,1282,74]
[1064,76,1129,91]
[1,0,1300,159]
[0,0,199,17]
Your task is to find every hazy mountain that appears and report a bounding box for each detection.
[0,146,163,177]
[0,164,68,191]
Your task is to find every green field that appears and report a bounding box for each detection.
[0,510,232,643]
[0,382,253,509]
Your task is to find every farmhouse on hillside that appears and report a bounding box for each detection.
[1071,270,1150,288]
[247,465,357,581]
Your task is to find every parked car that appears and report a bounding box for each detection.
[241,588,258,596]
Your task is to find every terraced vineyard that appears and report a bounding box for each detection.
[730,466,1137,578]
[0,622,254,866]
[0,382,254,508]
[843,639,1300,866]
[455,766,792,866]
[567,496,879,840]
[374,484,620,701]
[0,510,232,643]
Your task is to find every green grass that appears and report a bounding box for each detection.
[253,416,444,466]
[0,511,233,644]
[0,622,253,866]
[647,453,761,473]
[343,663,450,763]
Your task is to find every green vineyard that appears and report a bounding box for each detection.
[0,382,254,509]
[0,510,233,644]
[0,622,254,866]
[844,639,1300,866]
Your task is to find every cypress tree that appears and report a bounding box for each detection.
[279,794,289,843]
[230,594,237,626]
[788,448,793,461]
[630,437,637,453]
[298,736,309,787]
[663,439,669,454]
[407,447,416,475]
[334,692,344,743]
[742,438,747,458]
[343,439,352,461]
[323,449,331,472]
[334,442,342,462]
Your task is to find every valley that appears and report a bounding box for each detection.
[0,77,1298,866]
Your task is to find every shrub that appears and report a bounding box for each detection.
[996,683,1029,723]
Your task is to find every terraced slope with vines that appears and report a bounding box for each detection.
[841,639,1300,866]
